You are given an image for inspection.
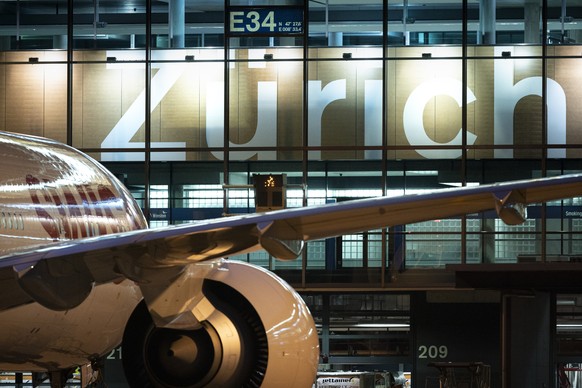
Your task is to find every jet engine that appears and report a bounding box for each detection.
[121,261,319,387]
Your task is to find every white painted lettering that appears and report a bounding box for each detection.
[365,80,382,159]
[101,49,570,162]
[494,47,566,158]
[101,51,186,161]
[206,81,277,160]
[403,78,476,158]
[308,80,347,160]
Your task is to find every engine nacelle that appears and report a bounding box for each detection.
[122,260,319,387]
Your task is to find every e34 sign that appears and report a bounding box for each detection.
[229,8,304,35]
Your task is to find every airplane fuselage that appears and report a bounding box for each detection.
[0,132,147,371]
[2,130,581,387]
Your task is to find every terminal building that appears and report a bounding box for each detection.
[1,0,582,386]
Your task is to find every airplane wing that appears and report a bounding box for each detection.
[0,173,581,312]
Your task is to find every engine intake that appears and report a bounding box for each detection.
[121,261,319,387]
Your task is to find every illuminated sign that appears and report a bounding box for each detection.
[253,174,286,212]
[229,8,304,35]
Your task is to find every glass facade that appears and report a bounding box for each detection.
[4,0,582,383]
[2,0,582,279]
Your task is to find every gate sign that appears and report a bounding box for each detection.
[229,8,304,35]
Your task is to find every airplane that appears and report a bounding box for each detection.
[0,130,581,388]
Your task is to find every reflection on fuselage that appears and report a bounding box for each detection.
[0,131,147,371]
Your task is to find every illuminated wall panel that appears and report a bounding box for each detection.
[468,48,493,160]
[1,46,582,161]
[549,46,582,158]
[391,56,464,158]
[4,51,67,144]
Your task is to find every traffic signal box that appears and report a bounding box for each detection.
[253,174,287,212]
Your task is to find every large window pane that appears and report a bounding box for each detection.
[309,0,383,47]
[496,0,542,44]
[467,46,546,158]
[0,0,68,50]
[227,48,303,161]
[150,49,224,161]
[548,0,582,44]
[72,51,146,160]
[153,0,224,48]
[547,47,582,158]
[73,0,146,49]
[387,47,463,159]
[309,49,382,160]
[388,0,464,46]
[1,51,67,142]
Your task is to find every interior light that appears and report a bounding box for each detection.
[248,49,266,69]
[354,323,409,328]
[557,299,576,305]
[441,182,480,187]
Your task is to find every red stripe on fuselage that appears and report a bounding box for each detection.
[84,187,108,236]
[26,174,126,240]
[26,175,60,240]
